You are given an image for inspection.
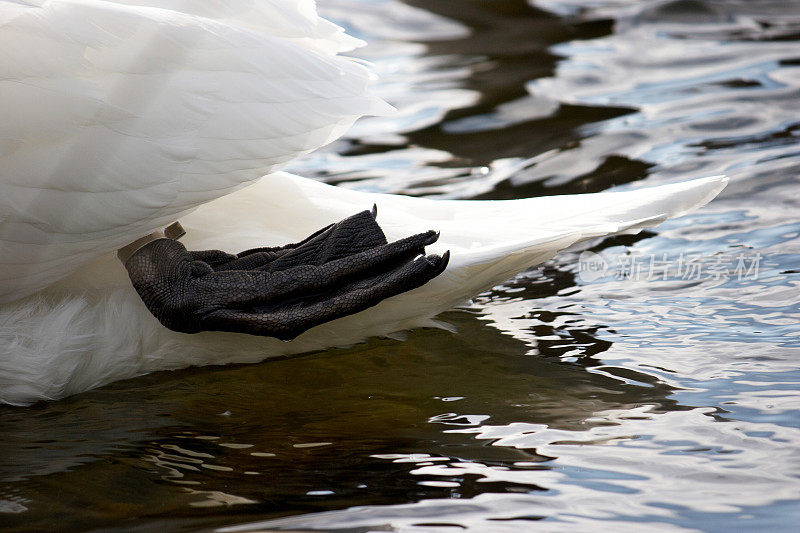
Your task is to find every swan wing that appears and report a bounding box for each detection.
[0,0,389,304]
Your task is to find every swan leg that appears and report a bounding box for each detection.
[123,210,449,340]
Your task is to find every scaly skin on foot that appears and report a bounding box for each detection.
[124,209,449,340]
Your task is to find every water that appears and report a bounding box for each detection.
[2,0,800,531]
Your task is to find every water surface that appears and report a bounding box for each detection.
[2,0,800,531]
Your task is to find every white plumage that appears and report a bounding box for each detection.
[0,0,388,304]
[0,0,727,405]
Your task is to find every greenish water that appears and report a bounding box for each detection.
[2,0,800,531]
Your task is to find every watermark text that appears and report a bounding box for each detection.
[578,251,762,282]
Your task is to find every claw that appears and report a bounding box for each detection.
[422,230,439,247]
[372,204,378,219]
[415,250,449,276]
[431,250,450,276]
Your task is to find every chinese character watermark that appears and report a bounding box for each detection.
[577,251,762,283]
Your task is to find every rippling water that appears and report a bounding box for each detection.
[2,0,800,531]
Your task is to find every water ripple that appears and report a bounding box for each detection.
[2,0,799,531]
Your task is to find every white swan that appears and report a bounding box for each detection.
[0,0,727,405]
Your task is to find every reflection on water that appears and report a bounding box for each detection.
[2,0,800,531]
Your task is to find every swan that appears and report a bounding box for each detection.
[0,0,727,405]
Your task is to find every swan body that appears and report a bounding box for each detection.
[1,172,726,404]
[0,1,728,404]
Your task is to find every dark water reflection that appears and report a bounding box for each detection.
[2,0,800,531]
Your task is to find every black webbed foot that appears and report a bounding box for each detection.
[123,209,449,340]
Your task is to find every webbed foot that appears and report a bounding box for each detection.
[123,209,449,340]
